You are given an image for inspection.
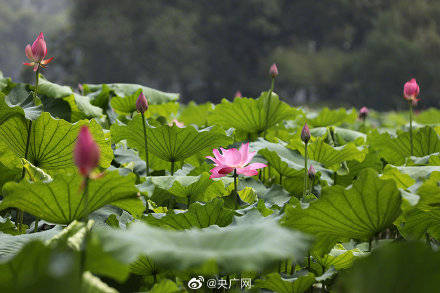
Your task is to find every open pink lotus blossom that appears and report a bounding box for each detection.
[23,32,54,71]
[403,78,420,102]
[207,143,267,179]
[74,126,100,176]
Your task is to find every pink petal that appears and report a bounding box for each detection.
[213,148,226,165]
[236,167,259,176]
[209,166,233,178]
[206,156,221,165]
[239,142,249,165]
[246,163,267,170]
[25,44,34,60]
[223,148,241,166]
[236,163,266,176]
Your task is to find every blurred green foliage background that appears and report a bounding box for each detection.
[1,0,439,109]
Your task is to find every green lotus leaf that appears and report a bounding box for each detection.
[0,171,142,224]
[0,241,82,293]
[38,75,102,121]
[368,126,440,165]
[111,114,232,163]
[283,169,401,245]
[337,242,440,293]
[209,91,299,135]
[179,101,213,126]
[1,85,42,121]
[307,107,357,127]
[137,173,228,206]
[288,136,366,169]
[316,243,367,271]
[96,220,310,272]
[142,198,234,230]
[83,83,179,104]
[254,272,315,293]
[0,112,112,173]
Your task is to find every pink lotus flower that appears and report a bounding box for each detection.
[74,126,100,176]
[136,92,149,113]
[207,143,267,179]
[235,91,242,98]
[23,32,54,71]
[169,119,184,128]
[403,78,420,102]
[269,63,278,78]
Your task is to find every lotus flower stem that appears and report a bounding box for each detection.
[264,77,275,138]
[233,168,238,209]
[140,112,150,176]
[303,142,308,198]
[82,177,90,221]
[20,68,40,179]
[409,101,414,156]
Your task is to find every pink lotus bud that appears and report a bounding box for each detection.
[359,106,369,121]
[235,91,242,98]
[23,32,53,71]
[269,63,278,78]
[74,126,100,177]
[136,92,148,113]
[403,78,420,101]
[301,122,311,143]
[31,33,47,61]
[308,165,316,180]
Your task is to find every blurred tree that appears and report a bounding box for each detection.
[348,0,440,109]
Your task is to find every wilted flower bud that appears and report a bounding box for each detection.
[403,78,420,102]
[359,106,369,121]
[301,122,311,143]
[74,126,100,177]
[235,91,242,98]
[269,63,278,78]
[308,165,316,180]
[136,92,148,113]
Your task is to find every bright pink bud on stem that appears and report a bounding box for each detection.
[269,63,278,78]
[235,91,242,98]
[308,165,316,180]
[136,92,149,113]
[403,78,420,102]
[359,106,369,121]
[74,126,100,177]
[23,32,54,71]
[301,123,311,143]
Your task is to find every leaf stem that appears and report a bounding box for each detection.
[303,142,308,198]
[33,218,39,233]
[170,160,175,176]
[409,101,414,156]
[141,112,150,176]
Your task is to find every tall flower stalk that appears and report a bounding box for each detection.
[264,63,278,137]
[403,78,420,156]
[301,123,311,198]
[136,92,150,176]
